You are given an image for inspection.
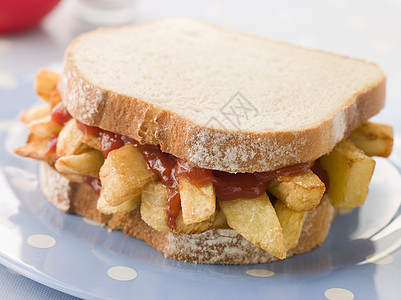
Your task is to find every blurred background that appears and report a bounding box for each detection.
[0,0,400,298]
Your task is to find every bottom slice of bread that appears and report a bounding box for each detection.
[40,162,337,264]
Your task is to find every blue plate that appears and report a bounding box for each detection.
[1,77,401,300]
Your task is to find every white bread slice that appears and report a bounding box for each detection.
[60,18,385,172]
[40,162,337,264]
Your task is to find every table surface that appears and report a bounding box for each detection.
[1,0,400,299]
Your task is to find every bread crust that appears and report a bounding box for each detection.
[39,162,337,264]
[59,19,386,173]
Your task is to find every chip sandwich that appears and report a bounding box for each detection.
[15,18,394,264]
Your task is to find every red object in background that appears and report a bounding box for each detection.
[0,0,60,33]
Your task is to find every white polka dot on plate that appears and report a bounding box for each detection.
[246,269,275,277]
[4,166,38,191]
[11,177,38,192]
[107,266,137,281]
[0,72,18,90]
[83,217,102,226]
[0,120,21,133]
[27,234,56,248]
[325,288,354,300]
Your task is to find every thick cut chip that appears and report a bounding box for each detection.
[49,88,62,108]
[27,116,62,139]
[174,209,227,234]
[267,169,325,211]
[20,105,51,124]
[274,201,306,249]
[100,145,154,206]
[319,139,376,209]
[55,150,104,178]
[57,119,88,156]
[80,133,102,150]
[140,182,171,232]
[97,191,140,214]
[35,69,59,102]
[14,134,57,162]
[179,177,216,225]
[219,193,286,259]
[141,182,227,234]
[349,122,393,158]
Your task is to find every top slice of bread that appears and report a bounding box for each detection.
[59,18,385,172]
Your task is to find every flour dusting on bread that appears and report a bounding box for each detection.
[333,110,346,143]
[59,18,386,172]
[60,64,105,124]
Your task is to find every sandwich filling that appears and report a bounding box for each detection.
[50,101,326,228]
[15,70,394,260]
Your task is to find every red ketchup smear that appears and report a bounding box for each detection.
[138,144,180,227]
[77,122,133,157]
[46,103,73,156]
[136,146,216,228]
[51,102,72,125]
[311,160,330,192]
[135,144,313,227]
[75,121,315,228]
[211,161,313,201]
[45,134,58,157]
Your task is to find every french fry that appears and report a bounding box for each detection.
[219,193,286,259]
[49,88,62,108]
[20,104,51,124]
[179,177,216,225]
[140,182,171,232]
[100,145,154,206]
[274,201,306,249]
[57,119,88,156]
[80,133,102,151]
[55,149,104,178]
[14,134,57,161]
[35,69,59,102]
[349,122,393,158]
[267,170,325,211]
[319,139,375,209]
[27,116,62,139]
[141,182,227,234]
[174,209,227,234]
[97,191,140,214]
